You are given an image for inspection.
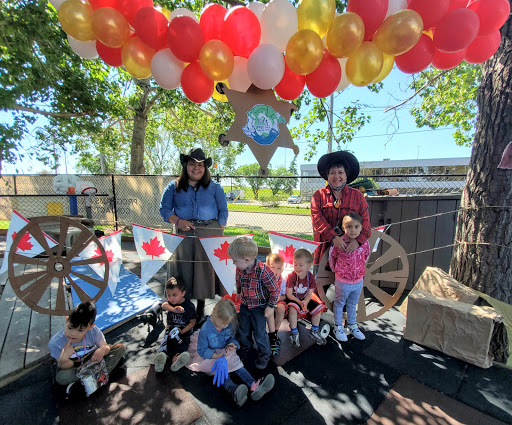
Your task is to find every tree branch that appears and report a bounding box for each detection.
[9,105,96,118]
[384,70,449,112]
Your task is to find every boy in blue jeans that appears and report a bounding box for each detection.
[228,236,279,370]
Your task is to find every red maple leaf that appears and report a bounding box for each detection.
[279,244,295,264]
[92,246,114,266]
[142,236,166,259]
[214,241,231,265]
[12,232,34,252]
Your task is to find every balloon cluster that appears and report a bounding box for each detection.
[54,0,509,103]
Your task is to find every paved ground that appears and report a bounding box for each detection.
[0,240,511,425]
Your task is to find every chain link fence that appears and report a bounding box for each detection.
[0,173,466,240]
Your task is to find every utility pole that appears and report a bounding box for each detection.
[327,93,334,153]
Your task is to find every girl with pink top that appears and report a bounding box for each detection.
[329,212,370,341]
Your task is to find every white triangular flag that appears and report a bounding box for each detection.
[132,224,184,286]
[199,234,254,294]
[77,229,123,295]
[371,224,390,252]
[268,231,321,279]
[0,210,58,274]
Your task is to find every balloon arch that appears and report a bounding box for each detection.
[52,0,509,104]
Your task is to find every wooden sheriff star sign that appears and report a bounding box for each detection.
[217,83,299,176]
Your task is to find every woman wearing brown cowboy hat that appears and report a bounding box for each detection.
[311,150,371,270]
[160,148,229,319]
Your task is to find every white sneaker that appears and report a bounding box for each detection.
[348,324,366,340]
[154,352,167,373]
[334,325,348,342]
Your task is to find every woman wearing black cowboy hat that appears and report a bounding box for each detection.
[311,150,371,267]
[160,148,229,319]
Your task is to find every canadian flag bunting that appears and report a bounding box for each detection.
[199,234,254,295]
[0,210,58,275]
[132,224,184,287]
[268,231,321,279]
[371,225,390,252]
[77,229,123,295]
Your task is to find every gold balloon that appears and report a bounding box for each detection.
[373,9,424,56]
[346,42,383,87]
[92,7,130,48]
[285,29,324,75]
[297,0,336,38]
[373,53,395,83]
[213,80,230,102]
[121,37,155,79]
[160,7,172,20]
[58,0,95,41]
[326,12,365,58]
[199,40,234,82]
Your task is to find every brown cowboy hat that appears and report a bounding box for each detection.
[180,148,212,168]
[317,150,360,183]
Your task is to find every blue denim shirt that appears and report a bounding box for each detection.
[159,180,229,226]
[197,317,240,359]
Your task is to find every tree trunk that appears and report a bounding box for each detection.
[450,12,512,304]
[129,79,152,175]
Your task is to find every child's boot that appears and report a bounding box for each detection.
[348,324,365,340]
[250,374,275,401]
[233,384,249,407]
[154,352,167,373]
[171,351,190,371]
[269,333,280,356]
[289,331,300,347]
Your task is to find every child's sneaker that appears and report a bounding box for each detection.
[289,332,300,347]
[171,351,190,371]
[309,329,327,345]
[250,374,275,401]
[233,384,249,407]
[255,353,270,370]
[334,325,348,342]
[348,324,366,340]
[154,352,167,373]
[270,336,280,356]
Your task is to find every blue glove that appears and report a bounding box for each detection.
[211,356,229,387]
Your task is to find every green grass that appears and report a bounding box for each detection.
[224,226,313,247]
[224,186,300,201]
[227,203,311,215]
[0,220,9,229]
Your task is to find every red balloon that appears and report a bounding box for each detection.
[275,60,306,100]
[465,30,501,63]
[89,0,119,10]
[434,8,480,53]
[468,0,510,36]
[431,48,465,69]
[181,61,214,103]
[408,0,450,30]
[200,3,227,42]
[167,16,205,63]
[118,0,154,25]
[223,6,260,57]
[447,0,469,13]
[133,7,168,51]
[395,34,434,74]
[347,0,387,41]
[96,40,123,67]
[306,50,341,98]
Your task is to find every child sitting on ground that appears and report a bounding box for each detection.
[286,249,327,347]
[154,277,197,372]
[329,212,370,341]
[48,301,126,386]
[186,298,275,407]
[265,253,287,356]
[228,236,279,370]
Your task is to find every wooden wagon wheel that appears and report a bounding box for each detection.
[7,216,109,316]
[316,230,409,322]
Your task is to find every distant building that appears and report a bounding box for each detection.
[299,157,470,199]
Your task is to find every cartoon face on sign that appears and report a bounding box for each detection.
[243,104,286,145]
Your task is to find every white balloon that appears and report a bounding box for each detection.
[228,56,252,92]
[170,8,198,23]
[336,58,350,91]
[67,34,98,59]
[151,49,185,90]
[385,0,408,18]
[248,2,265,20]
[49,0,66,10]
[260,0,298,52]
[247,44,284,90]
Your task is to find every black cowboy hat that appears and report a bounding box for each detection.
[180,148,212,168]
[317,150,360,184]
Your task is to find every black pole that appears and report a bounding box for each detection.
[111,174,118,230]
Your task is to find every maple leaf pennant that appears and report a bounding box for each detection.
[278,244,295,265]
[92,246,114,266]
[12,231,34,252]
[142,236,167,259]
[214,241,231,265]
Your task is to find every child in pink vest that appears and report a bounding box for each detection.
[329,212,370,341]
